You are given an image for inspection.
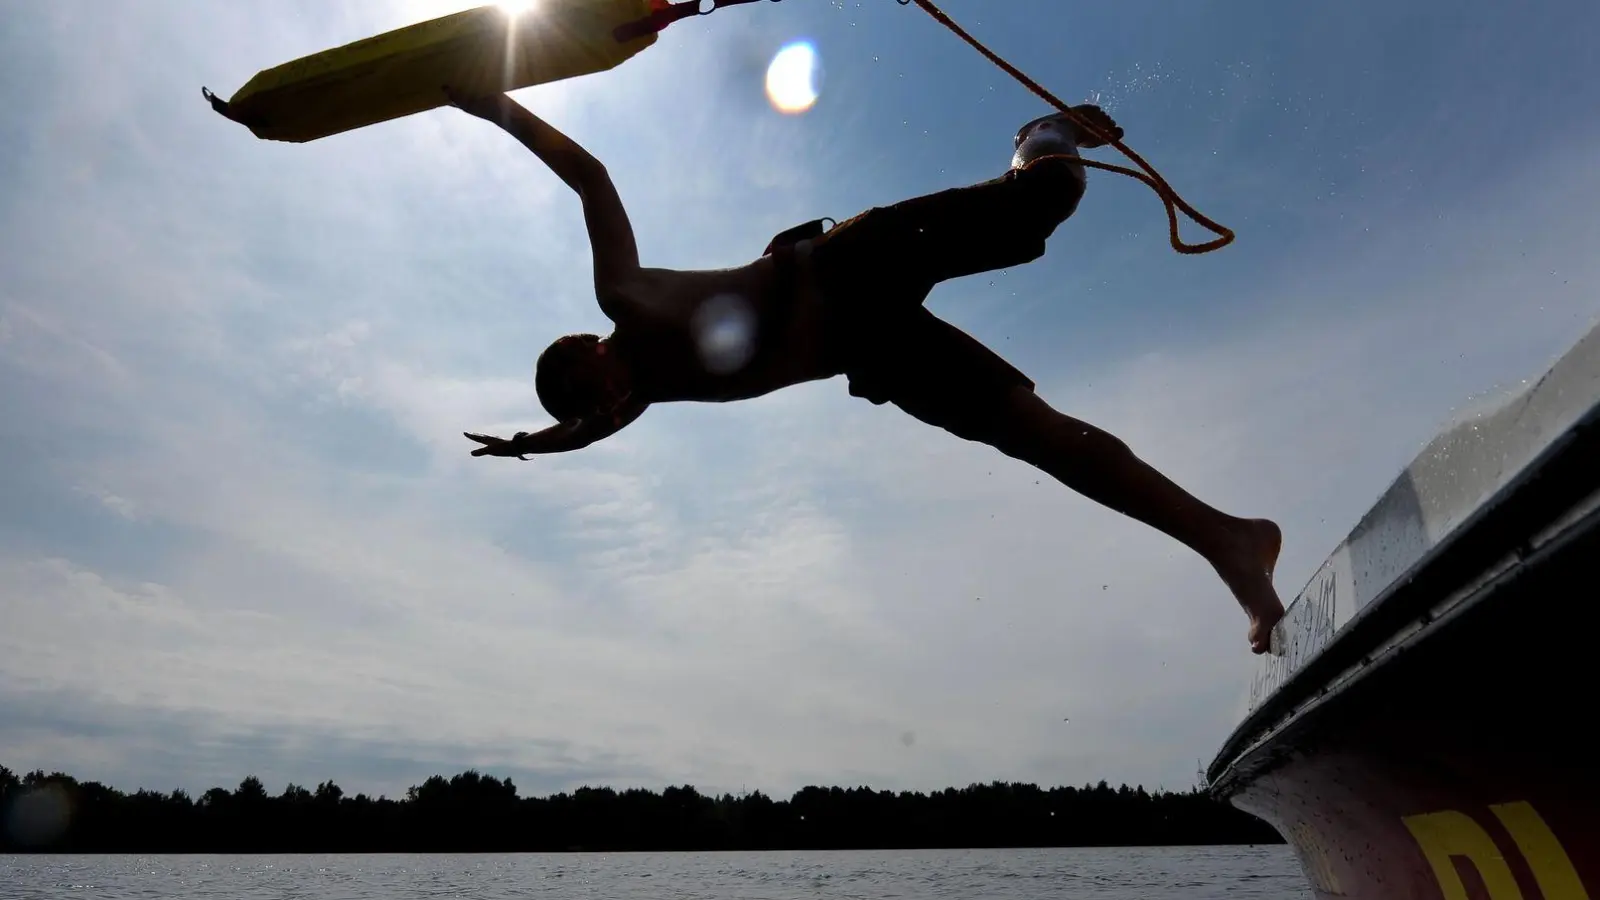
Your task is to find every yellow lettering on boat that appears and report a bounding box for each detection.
[1402,809,1524,900]
[1490,801,1591,900]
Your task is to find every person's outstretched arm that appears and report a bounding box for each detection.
[445,89,640,311]
[464,401,648,459]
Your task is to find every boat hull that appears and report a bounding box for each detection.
[1209,320,1600,899]
[1219,500,1600,899]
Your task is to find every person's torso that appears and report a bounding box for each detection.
[609,253,840,404]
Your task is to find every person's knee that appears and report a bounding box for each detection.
[1072,421,1131,461]
[996,388,1127,461]
[986,387,1055,458]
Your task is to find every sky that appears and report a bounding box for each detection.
[2,0,1598,802]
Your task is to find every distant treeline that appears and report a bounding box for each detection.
[0,764,1278,852]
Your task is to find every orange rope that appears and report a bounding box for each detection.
[905,0,1235,255]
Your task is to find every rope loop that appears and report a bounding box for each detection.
[906,0,1234,255]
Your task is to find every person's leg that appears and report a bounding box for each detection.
[850,310,1285,654]
[982,386,1285,653]
[809,156,1086,295]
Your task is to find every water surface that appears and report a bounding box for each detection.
[3,845,1311,899]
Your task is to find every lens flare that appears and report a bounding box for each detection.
[765,41,820,114]
[692,294,758,375]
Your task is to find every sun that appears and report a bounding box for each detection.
[397,0,538,21]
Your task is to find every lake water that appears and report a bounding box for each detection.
[3,846,1311,898]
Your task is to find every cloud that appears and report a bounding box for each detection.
[70,486,139,521]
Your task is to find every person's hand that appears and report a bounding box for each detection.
[442,86,509,121]
[464,431,529,458]
[1068,104,1124,148]
[464,419,600,459]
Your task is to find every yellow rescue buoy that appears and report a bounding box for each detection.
[203,0,666,143]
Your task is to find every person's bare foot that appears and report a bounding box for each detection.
[1067,103,1124,148]
[1211,518,1285,655]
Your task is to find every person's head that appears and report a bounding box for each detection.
[534,333,631,422]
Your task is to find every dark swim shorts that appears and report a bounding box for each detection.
[799,157,1085,442]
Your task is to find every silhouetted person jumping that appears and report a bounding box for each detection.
[449,90,1285,654]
